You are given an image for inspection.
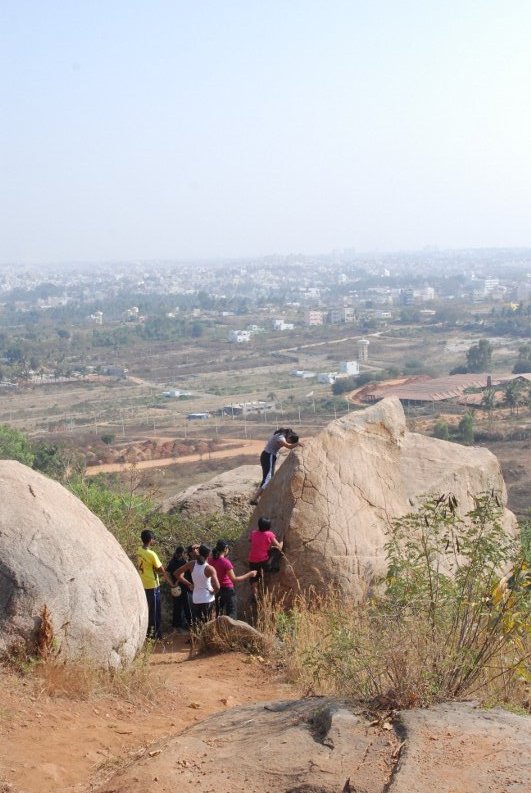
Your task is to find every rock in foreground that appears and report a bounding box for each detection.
[197,615,270,654]
[95,698,531,793]
[238,397,516,601]
[0,461,147,668]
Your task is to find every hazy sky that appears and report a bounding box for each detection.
[2,1,531,264]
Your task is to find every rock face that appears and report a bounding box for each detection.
[158,464,258,519]
[94,698,531,793]
[388,701,531,792]
[0,461,147,668]
[235,398,516,601]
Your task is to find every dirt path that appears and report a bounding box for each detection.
[86,439,263,475]
[0,638,293,793]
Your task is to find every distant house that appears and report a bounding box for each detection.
[272,319,294,331]
[340,361,359,376]
[187,412,210,420]
[161,389,192,398]
[228,330,251,343]
[222,400,275,416]
[103,366,128,378]
[318,372,338,384]
[305,310,325,326]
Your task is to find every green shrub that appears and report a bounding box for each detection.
[68,476,245,563]
[266,494,530,709]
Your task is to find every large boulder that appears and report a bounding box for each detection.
[235,398,517,601]
[94,698,531,793]
[0,461,147,668]
[158,464,259,519]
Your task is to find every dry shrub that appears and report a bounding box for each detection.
[30,644,158,702]
[36,604,55,661]
[256,494,530,711]
[258,588,529,710]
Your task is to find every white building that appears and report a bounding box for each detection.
[340,361,360,376]
[229,330,251,343]
[318,372,338,384]
[272,319,294,331]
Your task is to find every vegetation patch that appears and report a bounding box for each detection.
[258,494,530,711]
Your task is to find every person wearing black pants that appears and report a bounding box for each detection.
[250,428,302,505]
[209,539,257,618]
[167,546,192,632]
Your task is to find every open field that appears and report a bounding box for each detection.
[1,323,528,517]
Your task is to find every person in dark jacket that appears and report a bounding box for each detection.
[167,545,192,632]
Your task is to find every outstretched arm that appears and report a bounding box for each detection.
[227,569,257,584]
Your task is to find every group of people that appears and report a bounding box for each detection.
[137,517,283,639]
[136,427,302,640]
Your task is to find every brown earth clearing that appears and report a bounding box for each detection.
[0,639,293,793]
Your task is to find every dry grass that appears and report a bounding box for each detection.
[31,648,158,702]
[1,612,158,703]
[255,589,530,712]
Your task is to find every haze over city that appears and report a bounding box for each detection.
[2,0,531,265]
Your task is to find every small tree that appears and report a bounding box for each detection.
[433,420,449,441]
[504,380,525,416]
[384,493,529,700]
[458,412,474,445]
[480,387,496,421]
[0,425,34,466]
[466,339,493,373]
[512,343,531,374]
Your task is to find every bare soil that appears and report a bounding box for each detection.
[85,440,263,476]
[0,638,293,793]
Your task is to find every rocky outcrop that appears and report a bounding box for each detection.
[388,701,531,792]
[158,465,259,519]
[94,698,531,793]
[235,398,516,601]
[0,461,147,668]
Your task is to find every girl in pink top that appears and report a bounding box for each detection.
[248,517,283,589]
[209,539,256,618]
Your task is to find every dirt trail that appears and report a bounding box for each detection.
[86,440,263,476]
[0,638,293,793]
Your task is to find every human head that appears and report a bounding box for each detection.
[187,544,199,559]
[141,529,155,546]
[173,545,184,558]
[258,517,271,532]
[274,427,292,436]
[212,539,229,559]
[196,544,211,564]
[287,432,299,444]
